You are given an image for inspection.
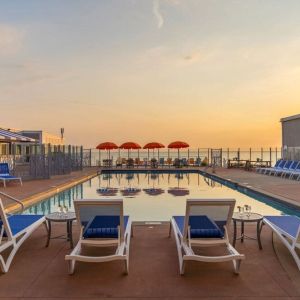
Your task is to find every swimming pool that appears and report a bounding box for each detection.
[23,171,300,221]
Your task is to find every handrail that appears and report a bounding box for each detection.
[0,191,24,213]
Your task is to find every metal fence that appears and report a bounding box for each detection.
[83,147,282,167]
[0,144,83,180]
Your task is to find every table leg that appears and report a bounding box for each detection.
[46,220,51,247]
[257,220,263,250]
[233,220,237,247]
[241,221,244,242]
[68,220,74,248]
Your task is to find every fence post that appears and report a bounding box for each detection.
[261,147,263,161]
[89,148,92,167]
[275,147,278,161]
[249,147,252,161]
[237,148,240,160]
[68,145,72,173]
[269,147,272,166]
[80,146,83,170]
[207,148,210,165]
[48,143,52,178]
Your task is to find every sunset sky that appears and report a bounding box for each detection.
[1,0,300,148]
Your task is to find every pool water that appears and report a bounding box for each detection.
[23,171,299,221]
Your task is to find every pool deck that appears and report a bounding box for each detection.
[0,222,300,299]
[204,167,300,208]
[1,167,300,298]
[0,167,99,211]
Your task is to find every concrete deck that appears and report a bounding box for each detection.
[0,222,299,299]
[205,168,300,208]
[0,167,98,211]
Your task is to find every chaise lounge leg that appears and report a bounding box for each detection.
[68,259,76,275]
[180,260,185,275]
[124,258,129,275]
[168,222,172,237]
[232,259,242,274]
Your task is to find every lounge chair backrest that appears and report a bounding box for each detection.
[284,160,293,169]
[0,198,13,240]
[278,160,286,168]
[289,161,299,170]
[274,159,282,168]
[0,163,10,176]
[74,199,125,240]
[183,199,235,241]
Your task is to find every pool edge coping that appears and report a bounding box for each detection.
[6,171,98,213]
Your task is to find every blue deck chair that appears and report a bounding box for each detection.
[273,160,295,177]
[257,159,282,174]
[0,163,22,188]
[279,161,300,180]
[170,199,244,275]
[264,215,300,270]
[65,199,132,274]
[267,160,288,176]
[0,198,45,273]
[280,161,300,178]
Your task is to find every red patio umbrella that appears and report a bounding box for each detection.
[143,142,165,161]
[96,142,118,161]
[119,142,141,158]
[168,141,189,159]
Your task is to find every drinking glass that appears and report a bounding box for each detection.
[237,206,244,218]
[57,205,63,218]
[245,205,251,217]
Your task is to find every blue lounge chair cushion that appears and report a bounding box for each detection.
[264,215,300,239]
[0,175,19,179]
[0,163,9,175]
[173,215,225,238]
[83,215,129,239]
[0,214,44,236]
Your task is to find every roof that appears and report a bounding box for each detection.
[280,114,300,122]
[0,128,36,142]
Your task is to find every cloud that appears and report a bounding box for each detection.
[153,0,164,29]
[0,24,24,55]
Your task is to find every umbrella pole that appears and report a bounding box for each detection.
[148,149,149,163]
[98,149,100,167]
[178,149,180,159]
[128,149,129,159]
[158,149,159,162]
[188,149,189,161]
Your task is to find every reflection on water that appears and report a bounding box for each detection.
[24,172,299,221]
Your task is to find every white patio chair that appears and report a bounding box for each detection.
[264,215,300,270]
[65,199,131,274]
[0,198,46,273]
[170,198,245,275]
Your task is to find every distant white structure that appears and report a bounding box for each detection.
[20,130,64,145]
[280,114,300,160]
[280,114,300,148]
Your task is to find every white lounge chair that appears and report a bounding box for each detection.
[0,163,22,188]
[0,198,46,273]
[65,199,131,274]
[170,198,245,275]
[263,215,300,270]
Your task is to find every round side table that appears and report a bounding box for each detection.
[232,212,263,249]
[45,212,76,248]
